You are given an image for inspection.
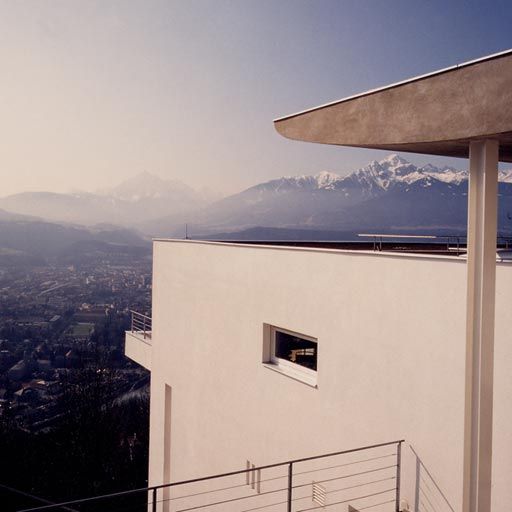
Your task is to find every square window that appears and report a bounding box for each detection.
[264,325,318,386]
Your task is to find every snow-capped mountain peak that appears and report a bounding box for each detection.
[315,171,342,189]
[100,172,196,202]
[378,153,411,170]
[350,157,408,191]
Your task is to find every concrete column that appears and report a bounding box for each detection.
[462,139,499,512]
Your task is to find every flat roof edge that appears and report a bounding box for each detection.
[151,238,467,263]
[273,48,512,123]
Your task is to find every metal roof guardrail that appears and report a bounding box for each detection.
[17,439,405,512]
[358,233,512,253]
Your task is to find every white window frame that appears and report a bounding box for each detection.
[265,325,318,387]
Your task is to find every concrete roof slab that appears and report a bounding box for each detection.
[274,50,512,161]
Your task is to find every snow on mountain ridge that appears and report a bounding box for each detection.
[317,155,495,190]
[100,171,197,202]
[251,155,512,201]
[378,153,411,171]
[315,171,343,188]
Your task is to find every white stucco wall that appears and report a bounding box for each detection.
[141,240,512,511]
[125,331,151,370]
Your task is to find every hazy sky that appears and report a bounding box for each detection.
[1,0,512,197]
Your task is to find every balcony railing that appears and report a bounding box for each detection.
[130,310,152,341]
[17,439,404,512]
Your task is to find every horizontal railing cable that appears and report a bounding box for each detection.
[292,452,396,477]
[356,498,396,510]
[292,464,397,490]
[237,498,289,512]
[149,493,291,512]
[167,472,289,501]
[296,487,396,512]
[325,476,396,497]
[174,485,290,512]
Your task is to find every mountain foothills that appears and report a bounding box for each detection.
[2,155,512,245]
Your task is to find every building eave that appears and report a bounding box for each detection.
[274,49,512,162]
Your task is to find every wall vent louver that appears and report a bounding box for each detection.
[312,481,327,507]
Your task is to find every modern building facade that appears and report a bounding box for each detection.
[125,50,512,512]
[126,239,512,512]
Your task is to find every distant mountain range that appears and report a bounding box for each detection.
[0,172,210,227]
[2,155,512,239]
[149,154,512,237]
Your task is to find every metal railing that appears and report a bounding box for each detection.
[18,440,404,512]
[130,310,152,341]
[359,232,512,253]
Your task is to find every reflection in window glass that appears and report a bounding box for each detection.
[274,330,317,371]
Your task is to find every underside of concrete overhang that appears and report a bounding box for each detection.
[274,49,512,162]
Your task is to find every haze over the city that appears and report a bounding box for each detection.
[1,0,512,197]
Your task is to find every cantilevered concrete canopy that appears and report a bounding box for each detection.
[274,50,512,512]
[274,49,512,162]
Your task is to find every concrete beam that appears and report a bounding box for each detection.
[463,139,499,512]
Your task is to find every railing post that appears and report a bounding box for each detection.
[287,462,293,512]
[395,441,402,512]
[152,488,157,512]
[131,312,134,333]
